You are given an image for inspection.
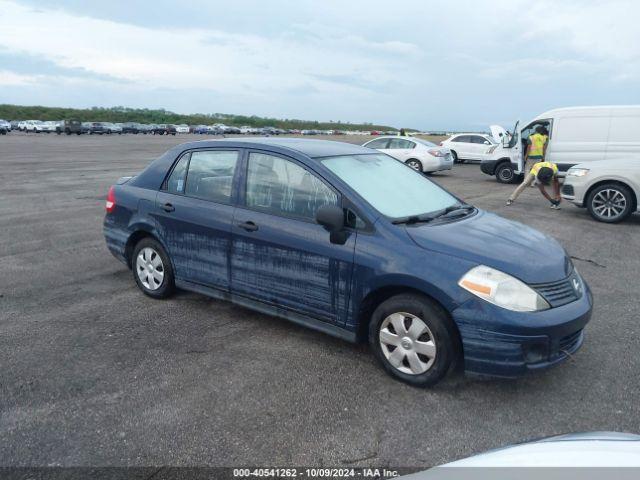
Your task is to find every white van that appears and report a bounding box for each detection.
[481,105,640,183]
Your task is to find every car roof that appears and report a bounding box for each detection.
[178,137,374,158]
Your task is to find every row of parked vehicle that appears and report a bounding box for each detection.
[0,119,399,137]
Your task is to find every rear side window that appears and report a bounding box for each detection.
[166,154,190,194]
[184,150,238,203]
[470,135,489,144]
[365,138,390,149]
[387,138,415,149]
[453,135,470,143]
[246,152,338,220]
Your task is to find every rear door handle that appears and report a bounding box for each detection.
[238,221,258,232]
[161,202,175,212]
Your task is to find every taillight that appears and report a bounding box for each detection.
[105,186,115,213]
[428,148,445,157]
[438,142,443,146]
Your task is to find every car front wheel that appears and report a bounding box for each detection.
[369,293,458,387]
[587,183,634,223]
[405,159,423,172]
[495,162,516,184]
[132,238,175,298]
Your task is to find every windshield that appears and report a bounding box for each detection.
[322,153,459,218]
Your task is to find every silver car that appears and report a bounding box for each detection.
[561,159,640,223]
[362,136,453,173]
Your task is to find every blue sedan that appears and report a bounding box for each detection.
[103,138,592,387]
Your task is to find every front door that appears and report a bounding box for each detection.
[230,151,355,325]
[154,149,240,290]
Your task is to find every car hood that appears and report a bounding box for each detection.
[405,209,570,284]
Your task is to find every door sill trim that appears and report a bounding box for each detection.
[174,279,357,343]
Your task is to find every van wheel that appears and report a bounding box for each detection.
[405,159,423,172]
[496,162,516,184]
[132,238,175,299]
[369,294,458,387]
[587,183,634,223]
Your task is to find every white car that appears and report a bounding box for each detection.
[175,124,190,134]
[561,159,640,223]
[362,136,453,173]
[41,121,58,133]
[21,120,46,132]
[440,133,498,163]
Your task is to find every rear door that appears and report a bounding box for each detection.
[385,138,416,161]
[230,150,355,325]
[451,135,474,159]
[154,149,241,290]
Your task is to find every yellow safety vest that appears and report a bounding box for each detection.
[530,161,558,176]
[529,133,548,157]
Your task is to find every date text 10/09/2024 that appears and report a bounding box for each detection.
[233,468,400,478]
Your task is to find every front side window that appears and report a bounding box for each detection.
[246,152,338,220]
[184,150,238,203]
[322,154,458,219]
[364,138,390,150]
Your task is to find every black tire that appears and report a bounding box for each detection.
[586,183,634,223]
[131,238,175,299]
[495,162,517,184]
[451,151,466,164]
[405,158,423,172]
[368,293,459,387]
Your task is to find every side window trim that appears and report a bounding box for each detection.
[241,149,341,223]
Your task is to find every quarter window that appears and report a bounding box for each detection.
[246,153,338,220]
[184,150,238,203]
[166,154,190,194]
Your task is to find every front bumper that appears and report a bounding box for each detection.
[480,159,498,175]
[451,278,593,377]
[561,176,590,207]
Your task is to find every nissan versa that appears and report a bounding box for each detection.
[103,138,593,387]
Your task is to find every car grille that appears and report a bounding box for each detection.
[531,272,582,308]
[561,184,574,196]
[559,329,583,352]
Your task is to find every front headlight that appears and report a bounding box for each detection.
[567,168,590,177]
[458,265,550,312]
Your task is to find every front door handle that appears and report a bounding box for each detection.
[161,202,175,212]
[238,221,258,232]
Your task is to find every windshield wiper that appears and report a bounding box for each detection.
[431,204,475,220]
[391,214,436,225]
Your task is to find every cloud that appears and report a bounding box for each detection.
[0,0,638,130]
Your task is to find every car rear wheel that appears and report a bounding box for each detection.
[587,183,634,223]
[132,238,175,299]
[405,159,423,172]
[369,293,458,387]
[495,162,517,184]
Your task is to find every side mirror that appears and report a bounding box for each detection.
[316,204,344,232]
[316,205,348,245]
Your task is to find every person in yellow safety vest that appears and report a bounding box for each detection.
[506,161,562,209]
[525,125,549,171]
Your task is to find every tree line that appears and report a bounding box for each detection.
[0,104,398,131]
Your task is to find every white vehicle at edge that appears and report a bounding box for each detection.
[440,132,498,163]
[481,105,640,184]
[22,120,45,132]
[403,432,640,476]
[362,136,453,173]
[41,121,58,133]
[175,124,190,134]
[562,159,640,223]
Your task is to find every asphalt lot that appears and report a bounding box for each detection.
[1,132,639,468]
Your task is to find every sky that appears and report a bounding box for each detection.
[0,0,639,130]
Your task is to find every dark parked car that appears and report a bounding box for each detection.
[56,119,82,135]
[152,124,176,135]
[88,122,108,135]
[104,138,592,387]
[121,122,140,134]
[0,119,9,135]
